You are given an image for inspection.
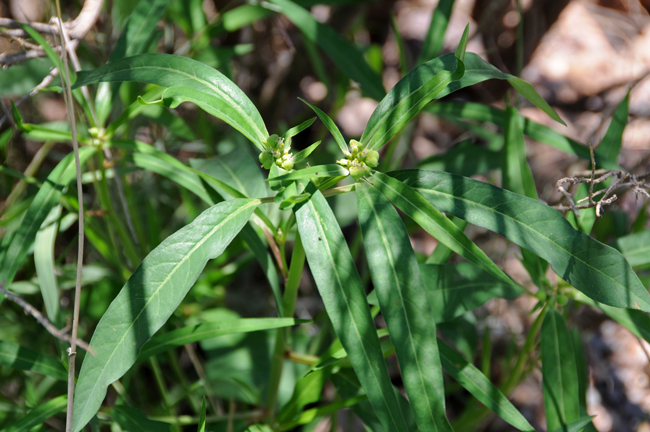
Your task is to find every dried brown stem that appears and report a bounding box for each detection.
[0,284,94,355]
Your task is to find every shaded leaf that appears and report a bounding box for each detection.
[594,92,629,167]
[438,338,535,432]
[0,340,67,381]
[270,0,385,101]
[294,182,410,432]
[112,406,171,432]
[266,165,349,183]
[0,395,67,432]
[542,309,580,432]
[418,0,455,64]
[357,182,452,432]
[420,263,523,323]
[391,169,650,311]
[615,229,650,269]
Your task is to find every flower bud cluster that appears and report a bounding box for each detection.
[259,134,294,171]
[88,127,108,147]
[336,140,379,180]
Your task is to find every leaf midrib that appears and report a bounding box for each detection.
[76,200,258,418]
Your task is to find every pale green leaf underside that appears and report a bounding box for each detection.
[391,169,650,312]
[72,199,259,432]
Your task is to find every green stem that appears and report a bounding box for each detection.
[149,357,181,432]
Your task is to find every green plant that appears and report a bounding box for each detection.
[1,1,649,431]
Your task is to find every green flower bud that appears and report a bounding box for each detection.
[556,294,569,306]
[349,165,365,180]
[365,150,379,167]
[265,134,281,149]
[282,159,294,171]
[259,151,271,164]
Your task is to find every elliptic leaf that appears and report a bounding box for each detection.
[294,182,410,432]
[391,169,650,312]
[72,199,259,432]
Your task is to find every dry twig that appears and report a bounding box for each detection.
[553,146,650,217]
[0,283,94,355]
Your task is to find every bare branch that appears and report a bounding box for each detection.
[0,283,95,355]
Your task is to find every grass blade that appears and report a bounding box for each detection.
[72,199,260,431]
[369,171,517,288]
[437,338,535,432]
[391,169,650,312]
[0,340,67,381]
[417,0,455,64]
[138,318,302,360]
[1,395,67,432]
[112,406,171,432]
[33,205,62,321]
[594,91,629,167]
[542,309,580,432]
[0,147,96,294]
[270,0,385,101]
[73,54,268,150]
[294,182,410,432]
[357,182,452,432]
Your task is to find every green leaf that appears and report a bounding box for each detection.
[72,199,260,432]
[369,171,516,288]
[542,309,580,432]
[277,367,333,424]
[270,0,385,101]
[298,98,347,154]
[73,54,268,150]
[426,217,468,264]
[361,29,468,151]
[294,183,410,432]
[420,263,523,323]
[391,169,650,312]
[111,0,170,60]
[33,205,61,321]
[279,395,367,431]
[417,140,501,177]
[594,92,629,167]
[437,338,535,432]
[0,395,67,432]
[0,340,67,381]
[356,182,452,432]
[502,106,537,199]
[615,229,650,268]
[577,294,650,345]
[549,416,596,432]
[265,165,349,183]
[112,406,171,432]
[138,318,302,360]
[0,147,97,294]
[417,0,455,64]
[429,101,590,160]
[284,117,316,143]
[197,398,207,432]
[292,141,322,164]
[571,328,598,432]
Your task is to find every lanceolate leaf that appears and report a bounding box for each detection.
[542,310,580,432]
[0,340,67,381]
[0,147,97,296]
[437,339,535,432]
[270,0,385,101]
[73,54,268,150]
[298,98,348,154]
[1,395,67,432]
[356,182,452,432]
[72,199,260,432]
[361,27,468,151]
[369,171,517,288]
[294,183,410,432]
[549,416,596,432]
[417,0,455,64]
[33,205,62,321]
[420,263,523,323]
[277,367,333,424]
[502,106,537,199]
[265,165,349,183]
[138,318,302,360]
[391,169,650,312]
